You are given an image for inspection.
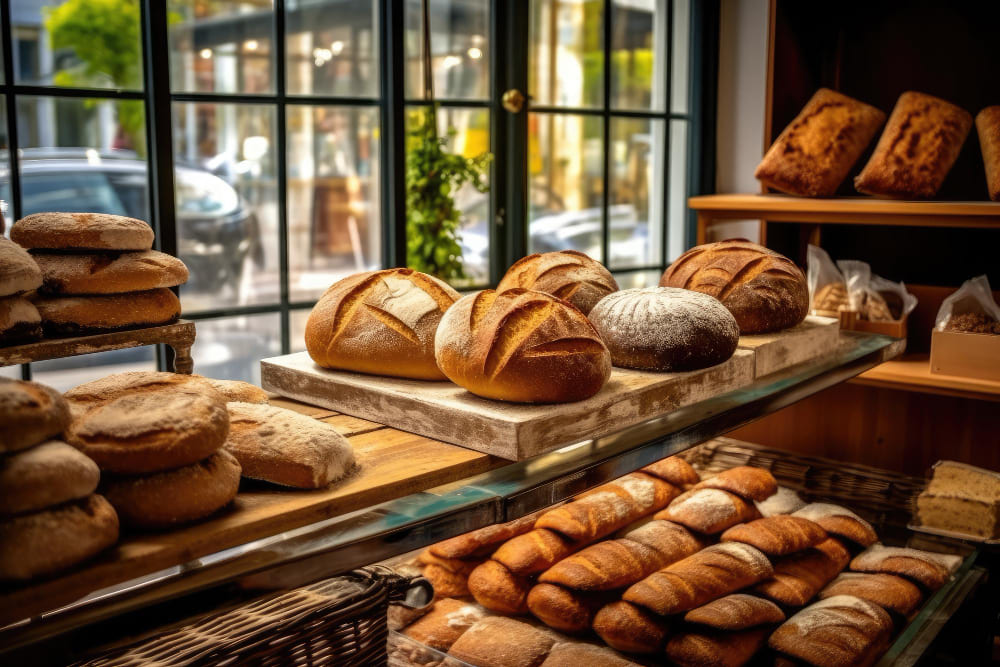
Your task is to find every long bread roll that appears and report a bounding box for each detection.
[754,537,850,606]
[492,528,578,575]
[466,559,533,615]
[526,583,613,634]
[654,488,760,534]
[692,466,778,502]
[429,510,543,560]
[720,515,827,556]
[592,600,671,655]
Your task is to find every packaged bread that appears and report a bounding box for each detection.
[496,250,618,315]
[935,275,1000,335]
[756,88,886,196]
[806,244,849,316]
[977,105,1000,201]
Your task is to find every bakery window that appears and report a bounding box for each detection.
[0,0,712,388]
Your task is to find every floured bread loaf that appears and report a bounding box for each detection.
[225,402,355,488]
[756,486,806,517]
[540,642,641,667]
[65,370,224,416]
[660,240,808,333]
[401,598,487,651]
[683,593,785,630]
[0,379,71,453]
[756,88,886,196]
[0,295,42,345]
[693,466,778,502]
[587,287,739,371]
[12,212,154,251]
[497,250,618,315]
[793,503,878,546]
[202,378,269,404]
[655,488,761,534]
[820,572,923,617]
[855,91,972,198]
[850,544,962,590]
[33,288,180,336]
[447,616,555,667]
[34,250,188,295]
[769,595,893,667]
[0,237,42,297]
[977,106,1000,201]
[0,441,99,515]
[305,268,460,380]
[435,288,611,403]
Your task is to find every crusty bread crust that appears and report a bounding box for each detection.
[467,559,533,614]
[33,288,180,331]
[819,572,923,617]
[493,528,578,575]
[12,212,154,251]
[976,105,1000,201]
[756,88,886,196]
[0,295,42,345]
[305,268,460,380]
[666,626,771,667]
[421,562,471,598]
[641,456,700,487]
[0,379,71,453]
[721,515,828,556]
[202,378,269,404]
[0,238,42,297]
[592,600,670,654]
[65,371,224,418]
[401,598,486,651]
[497,250,618,315]
[34,250,188,295]
[429,510,541,560]
[693,465,779,502]
[769,595,893,667]
[655,488,761,534]
[683,593,785,630]
[660,240,808,334]
[448,616,555,667]
[0,440,99,515]
[435,288,611,403]
[527,583,610,633]
[754,537,850,606]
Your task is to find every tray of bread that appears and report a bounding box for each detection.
[391,439,978,667]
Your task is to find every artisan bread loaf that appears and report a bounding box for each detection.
[683,593,785,630]
[11,212,154,251]
[849,544,962,590]
[591,600,670,654]
[418,549,483,575]
[422,562,471,598]
[0,494,118,581]
[202,378,269,404]
[401,598,487,651]
[447,616,555,667]
[225,402,355,488]
[0,295,42,345]
[467,559,534,614]
[693,466,778,502]
[756,486,806,516]
[0,379,71,453]
[754,537,850,607]
[721,515,827,556]
[65,370,224,415]
[659,240,808,333]
[0,440,99,515]
[641,455,700,487]
[526,583,610,633]
[587,287,739,371]
[820,572,923,617]
[67,389,229,474]
[665,626,770,667]
[304,268,460,380]
[768,595,893,667]
[34,250,188,295]
[977,106,1000,201]
[492,528,577,575]
[435,288,611,403]
[101,450,241,528]
[0,237,42,296]
[793,503,878,546]
[855,91,972,198]
[497,250,618,315]
[430,511,541,560]
[622,542,774,615]
[33,288,180,336]
[654,488,760,534]
[539,642,640,667]
[755,88,886,196]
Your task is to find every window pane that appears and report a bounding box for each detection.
[290,307,310,352]
[191,313,281,384]
[528,112,604,261]
[611,0,666,111]
[668,119,688,261]
[287,105,380,302]
[529,0,603,108]
[12,0,143,90]
[31,347,156,393]
[0,99,9,220]
[15,96,149,222]
[173,102,278,311]
[405,0,489,101]
[610,117,663,269]
[286,0,377,97]
[671,0,690,114]
[169,0,275,95]
[612,269,661,289]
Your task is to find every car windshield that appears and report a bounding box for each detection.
[175,169,240,217]
[17,172,130,218]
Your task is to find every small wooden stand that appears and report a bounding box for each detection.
[0,320,197,374]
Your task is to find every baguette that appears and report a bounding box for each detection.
[467,559,533,615]
[591,600,670,655]
[418,549,482,575]
[768,595,893,667]
[754,537,850,606]
[683,593,785,630]
[535,472,678,542]
[654,488,760,534]
[448,616,556,667]
[819,572,923,617]
[526,583,613,634]
[492,528,578,575]
[693,466,778,502]
[400,598,487,651]
[430,511,542,559]
[538,519,705,591]
[641,455,700,487]
[665,626,770,667]
[720,515,827,556]
[793,503,878,546]
[622,542,773,616]
[849,544,962,590]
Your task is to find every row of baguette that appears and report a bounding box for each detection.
[396,457,963,667]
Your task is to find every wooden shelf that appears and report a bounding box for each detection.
[851,354,1000,402]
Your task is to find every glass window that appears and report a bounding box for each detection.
[31,348,157,393]
[529,0,603,108]
[611,0,667,111]
[286,0,378,97]
[191,312,282,385]
[405,0,489,101]
[610,117,664,269]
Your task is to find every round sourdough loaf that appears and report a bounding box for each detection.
[66,389,229,473]
[305,268,461,380]
[0,379,71,453]
[588,287,739,371]
[496,250,618,315]
[435,288,611,403]
[659,240,808,334]
[0,494,119,581]
[0,295,42,345]
[66,370,223,408]
[12,212,154,251]
[203,378,269,404]
[0,237,42,297]
[101,450,241,528]
[34,250,189,295]
[0,440,100,515]
[33,288,181,336]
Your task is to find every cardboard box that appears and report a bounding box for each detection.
[837,310,908,338]
[930,329,1000,382]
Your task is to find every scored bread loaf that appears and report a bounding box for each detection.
[435,288,612,403]
[977,106,1000,201]
[854,91,972,198]
[447,616,556,667]
[467,559,534,615]
[622,542,774,616]
[683,593,786,630]
[819,572,923,617]
[793,503,878,546]
[768,595,893,667]
[496,250,618,315]
[654,488,761,534]
[11,212,154,251]
[660,240,808,334]
[305,268,460,380]
[539,519,705,591]
[33,250,188,295]
[492,528,578,575]
[0,379,71,453]
[526,583,612,634]
[754,537,850,607]
[849,544,962,590]
[430,510,543,560]
[641,455,700,487]
[665,626,771,667]
[400,598,487,651]
[693,466,778,502]
[0,237,42,297]
[591,600,671,654]
[755,88,886,197]
[720,515,828,556]
[534,472,678,542]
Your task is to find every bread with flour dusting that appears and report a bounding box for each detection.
[721,515,827,556]
[305,268,460,380]
[447,616,556,667]
[526,582,612,633]
[497,249,618,315]
[641,455,700,487]
[34,250,188,295]
[693,465,778,502]
[683,593,785,630]
[400,598,487,651]
[492,528,578,575]
[466,559,534,614]
[12,212,154,251]
[849,544,962,590]
[754,537,850,606]
[0,441,99,515]
[793,502,878,546]
[769,595,893,667]
[435,288,611,403]
[0,379,71,453]
[654,487,761,534]
[665,626,771,667]
[0,237,42,297]
[588,287,739,371]
[819,572,923,616]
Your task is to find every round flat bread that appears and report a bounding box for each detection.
[12,212,154,251]
[34,250,188,295]
[33,288,180,336]
[0,237,42,297]
[0,441,100,515]
[65,371,224,417]
[0,295,42,346]
[202,378,269,404]
[0,379,71,453]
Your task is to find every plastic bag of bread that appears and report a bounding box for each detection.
[839,260,916,322]
[806,245,848,317]
[934,275,1000,335]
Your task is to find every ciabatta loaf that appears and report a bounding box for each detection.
[820,572,923,617]
[655,488,760,534]
[497,250,618,315]
[849,544,962,590]
[721,515,827,556]
[793,503,878,546]
[754,537,850,607]
[592,600,670,654]
[683,593,785,630]
[769,595,893,667]
[693,466,778,502]
[665,626,770,667]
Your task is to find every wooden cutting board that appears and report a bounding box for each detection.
[261,351,757,460]
[738,316,840,377]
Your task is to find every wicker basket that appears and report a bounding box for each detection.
[79,566,431,667]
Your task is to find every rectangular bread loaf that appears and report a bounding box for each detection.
[448,616,556,667]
